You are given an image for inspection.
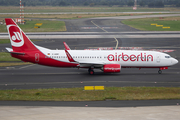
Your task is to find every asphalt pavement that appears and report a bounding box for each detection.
[0,14,180,117]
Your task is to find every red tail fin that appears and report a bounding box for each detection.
[5,18,38,52]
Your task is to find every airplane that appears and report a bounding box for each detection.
[5,18,178,75]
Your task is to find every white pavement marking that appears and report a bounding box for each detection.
[18,64,35,69]
[91,21,108,32]
[91,21,119,49]
[114,37,119,50]
[0,106,180,120]
[2,34,180,39]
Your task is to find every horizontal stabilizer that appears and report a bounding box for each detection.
[6,47,25,55]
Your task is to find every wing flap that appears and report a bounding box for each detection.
[78,61,104,68]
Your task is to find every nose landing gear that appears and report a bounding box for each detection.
[158,67,168,74]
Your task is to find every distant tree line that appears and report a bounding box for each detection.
[0,0,180,7]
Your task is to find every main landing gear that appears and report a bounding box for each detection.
[88,68,94,75]
[158,70,162,74]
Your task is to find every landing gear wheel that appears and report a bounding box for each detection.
[89,70,94,75]
[88,67,94,75]
[88,68,91,73]
[158,70,162,74]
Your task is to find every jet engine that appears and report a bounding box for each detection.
[103,64,121,73]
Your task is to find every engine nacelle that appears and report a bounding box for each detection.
[103,64,121,73]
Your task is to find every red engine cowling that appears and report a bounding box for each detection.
[103,64,121,73]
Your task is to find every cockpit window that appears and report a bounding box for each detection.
[165,56,171,58]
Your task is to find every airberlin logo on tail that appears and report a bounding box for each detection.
[8,25,24,47]
[12,32,22,42]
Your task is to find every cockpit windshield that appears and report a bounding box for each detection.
[165,56,171,58]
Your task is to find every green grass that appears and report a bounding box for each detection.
[122,17,180,31]
[0,39,10,44]
[0,87,180,101]
[0,62,31,67]
[20,20,66,32]
[0,39,42,44]
[0,6,174,13]
[0,20,66,32]
[0,51,32,66]
[0,52,20,62]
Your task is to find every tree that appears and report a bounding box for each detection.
[148,2,155,7]
[59,1,70,6]
[177,2,180,7]
[83,2,89,6]
[89,3,95,7]
[127,0,134,6]
[155,1,164,7]
[139,1,145,7]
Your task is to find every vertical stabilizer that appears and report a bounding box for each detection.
[5,18,38,52]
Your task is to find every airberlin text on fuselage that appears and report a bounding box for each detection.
[108,53,153,62]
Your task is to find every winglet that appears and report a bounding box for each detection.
[65,50,76,62]
[63,42,71,50]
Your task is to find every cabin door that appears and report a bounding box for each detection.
[156,54,161,63]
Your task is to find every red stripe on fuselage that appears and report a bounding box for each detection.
[11,51,79,67]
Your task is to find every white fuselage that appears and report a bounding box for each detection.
[38,45,178,68]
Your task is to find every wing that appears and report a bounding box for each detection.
[78,61,104,68]
[65,50,106,68]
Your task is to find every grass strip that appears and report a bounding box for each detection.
[0,52,20,62]
[0,39,10,44]
[0,87,180,101]
[122,16,180,31]
[0,39,41,44]
[0,20,66,32]
[0,62,31,67]
[0,6,179,13]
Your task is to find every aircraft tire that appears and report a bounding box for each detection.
[158,70,162,74]
[89,70,94,75]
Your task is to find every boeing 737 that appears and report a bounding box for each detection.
[5,18,178,75]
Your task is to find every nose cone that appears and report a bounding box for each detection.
[171,58,178,65]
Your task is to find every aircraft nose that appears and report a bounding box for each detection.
[171,58,178,65]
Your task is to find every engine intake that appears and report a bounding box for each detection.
[103,64,121,73]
